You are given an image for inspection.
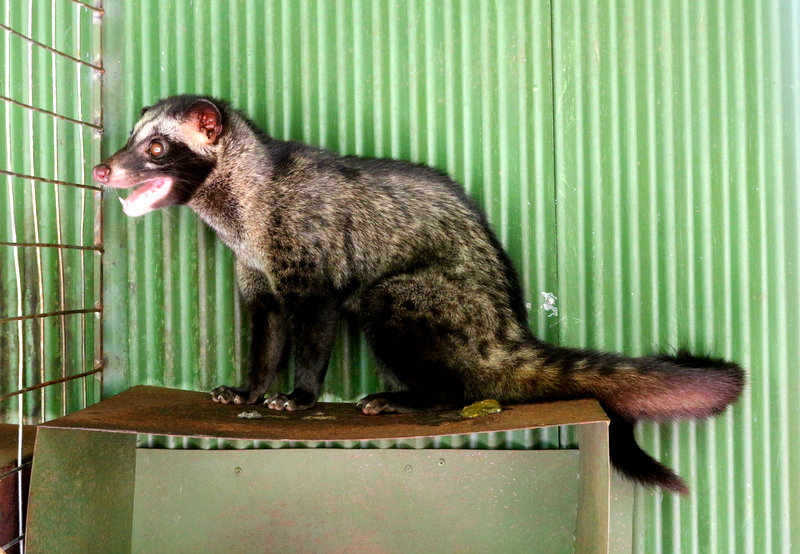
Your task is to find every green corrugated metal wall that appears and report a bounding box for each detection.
[99,1,799,552]
[553,2,800,551]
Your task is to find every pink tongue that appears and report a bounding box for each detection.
[120,177,173,217]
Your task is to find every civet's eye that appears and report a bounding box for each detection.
[148,140,166,158]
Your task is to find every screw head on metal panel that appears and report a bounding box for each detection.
[438,458,446,466]
[234,467,243,476]
[405,465,413,473]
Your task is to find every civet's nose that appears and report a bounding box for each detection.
[92,164,110,184]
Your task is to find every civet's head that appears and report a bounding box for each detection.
[92,95,224,217]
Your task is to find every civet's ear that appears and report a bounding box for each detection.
[183,99,223,145]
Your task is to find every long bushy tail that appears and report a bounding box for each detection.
[604,350,744,493]
[608,350,744,494]
[513,346,746,494]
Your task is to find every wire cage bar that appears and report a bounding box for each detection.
[0,1,103,552]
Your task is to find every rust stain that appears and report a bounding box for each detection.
[0,424,37,465]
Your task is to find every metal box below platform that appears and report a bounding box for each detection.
[25,386,621,553]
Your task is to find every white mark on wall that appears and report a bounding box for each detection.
[541,292,558,318]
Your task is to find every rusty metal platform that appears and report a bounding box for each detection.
[38,385,609,442]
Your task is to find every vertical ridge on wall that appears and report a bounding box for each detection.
[553,1,799,552]
[102,0,558,412]
[789,4,800,552]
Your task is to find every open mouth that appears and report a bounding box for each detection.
[119,177,175,217]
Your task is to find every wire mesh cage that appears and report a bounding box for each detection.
[0,1,103,551]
